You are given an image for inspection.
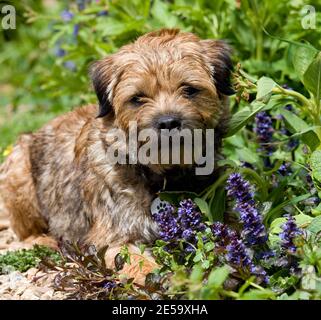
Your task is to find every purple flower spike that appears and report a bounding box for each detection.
[280,215,302,254]
[211,222,268,283]
[152,202,181,241]
[103,280,117,291]
[226,173,267,246]
[254,111,275,156]
[61,10,74,22]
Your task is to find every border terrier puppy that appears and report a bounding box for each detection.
[0,29,233,282]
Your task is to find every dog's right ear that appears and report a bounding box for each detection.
[90,58,115,118]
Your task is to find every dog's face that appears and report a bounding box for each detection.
[90,29,233,172]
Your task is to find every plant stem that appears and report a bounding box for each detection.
[272,87,312,111]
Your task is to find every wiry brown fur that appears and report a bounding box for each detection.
[0,29,233,282]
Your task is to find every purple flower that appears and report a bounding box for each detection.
[211,222,268,283]
[103,280,117,291]
[278,162,292,176]
[97,10,109,16]
[64,61,77,72]
[285,104,294,111]
[55,47,66,57]
[211,222,237,247]
[226,173,267,245]
[152,202,181,241]
[226,238,252,266]
[185,243,196,253]
[182,228,194,240]
[73,24,80,37]
[280,215,302,254]
[61,10,74,22]
[254,111,275,156]
[152,199,205,251]
[77,0,87,11]
[257,250,275,260]
[177,199,205,232]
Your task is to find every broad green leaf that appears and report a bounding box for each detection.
[237,148,260,164]
[307,215,321,234]
[204,241,215,252]
[207,265,230,288]
[209,186,226,222]
[280,109,320,151]
[303,52,321,104]
[301,265,316,291]
[190,263,204,283]
[310,150,321,183]
[151,0,181,28]
[280,109,311,132]
[311,202,321,217]
[226,101,265,137]
[290,45,318,80]
[256,76,276,101]
[240,289,276,300]
[194,197,211,220]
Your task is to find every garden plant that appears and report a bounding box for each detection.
[1,0,321,300]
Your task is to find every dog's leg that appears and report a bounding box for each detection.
[24,234,58,250]
[0,135,48,241]
[105,244,159,285]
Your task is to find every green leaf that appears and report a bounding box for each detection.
[265,194,312,224]
[256,76,276,102]
[312,202,321,217]
[226,101,265,137]
[194,197,211,220]
[280,109,320,151]
[204,242,215,252]
[310,150,321,183]
[237,148,259,164]
[303,52,321,104]
[307,216,321,234]
[151,0,181,28]
[290,44,318,80]
[208,186,226,222]
[301,265,316,291]
[207,265,230,288]
[159,191,198,206]
[190,263,204,283]
[240,289,275,300]
[269,213,313,245]
[193,252,203,263]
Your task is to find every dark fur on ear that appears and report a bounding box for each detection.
[89,58,114,118]
[200,40,235,96]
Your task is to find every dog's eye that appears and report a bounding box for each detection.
[129,95,144,107]
[183,86,201,98]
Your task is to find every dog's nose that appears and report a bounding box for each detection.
[156,115,182,130]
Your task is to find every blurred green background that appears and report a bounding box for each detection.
[1,0,321,158]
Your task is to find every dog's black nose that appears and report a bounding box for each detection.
[156,115,182,130]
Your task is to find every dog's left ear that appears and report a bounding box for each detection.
[200,40,235,96]
[90,57,115,118]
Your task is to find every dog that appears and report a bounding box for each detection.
[0,29,233,282]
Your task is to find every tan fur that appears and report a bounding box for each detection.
[0,29,233,283]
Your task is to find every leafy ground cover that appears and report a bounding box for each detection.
[1,0,321,300]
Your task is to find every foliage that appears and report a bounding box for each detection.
[2,0,321,300]
[0,245,61,273]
